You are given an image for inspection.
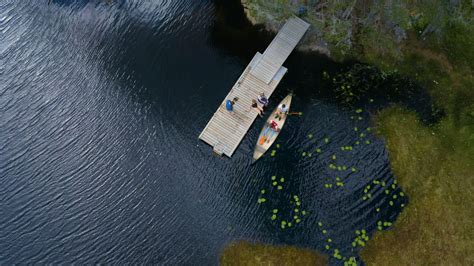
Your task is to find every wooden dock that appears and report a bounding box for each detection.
[199,17,310,157]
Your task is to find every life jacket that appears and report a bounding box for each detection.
[270,120,278,129]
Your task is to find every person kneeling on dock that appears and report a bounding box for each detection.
[225,97,238,114]
[275,103,289,120]
[257,92,269,108]
[250,99,264,117]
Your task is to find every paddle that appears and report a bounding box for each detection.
[288,112,303,116]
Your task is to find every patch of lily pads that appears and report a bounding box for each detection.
[257,175,308,230]
[351,229,369,247]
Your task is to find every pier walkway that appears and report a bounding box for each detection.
[199,17,309,157]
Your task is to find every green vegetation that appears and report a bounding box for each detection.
[241,0,473,264]
[361,106,474,264]
[220,241,328,266]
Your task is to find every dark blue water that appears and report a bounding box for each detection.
[1,1,407,264]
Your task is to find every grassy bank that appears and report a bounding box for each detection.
[220,241,328,266]
[240,0,474,264]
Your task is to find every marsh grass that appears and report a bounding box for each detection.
[220,241,328,266]
[361,107,474,265]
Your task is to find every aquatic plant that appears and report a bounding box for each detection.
[352,229,369,247]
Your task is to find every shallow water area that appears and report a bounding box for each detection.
[1,1,408,264]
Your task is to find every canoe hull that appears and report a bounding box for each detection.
[253,94,292,161]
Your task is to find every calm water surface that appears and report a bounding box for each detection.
[1,0,405,264]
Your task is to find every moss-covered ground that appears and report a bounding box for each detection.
[220,241,328,266]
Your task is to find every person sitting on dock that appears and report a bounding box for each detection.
[225,97,238,114]
[257,92,269,107]
[275,103,289,120]
[249,99,264,117]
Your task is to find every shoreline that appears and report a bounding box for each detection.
[238,0,474,265]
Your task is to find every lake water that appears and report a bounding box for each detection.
[1,0,407,264]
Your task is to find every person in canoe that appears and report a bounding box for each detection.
[250,99,264,117]
[257,92,269,108]
[275,103,289,120]
[262,120,279,143]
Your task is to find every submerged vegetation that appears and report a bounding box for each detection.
[220,241,328,265]
[240,0,473,265]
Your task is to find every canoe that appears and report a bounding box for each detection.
[253,94,292,162]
